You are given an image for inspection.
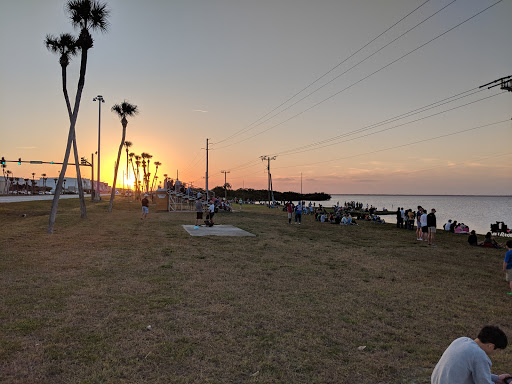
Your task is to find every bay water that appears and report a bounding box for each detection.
[323,194,512,235]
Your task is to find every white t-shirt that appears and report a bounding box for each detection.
[444,222,451,231]
[420,213,428,227]
[209,204,215,213]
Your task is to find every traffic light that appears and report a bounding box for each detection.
[1,157,5,165]
[18,158,21,165]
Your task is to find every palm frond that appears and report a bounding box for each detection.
[90,1,110,32]
[111,101,139,120]
[124,141,133,148]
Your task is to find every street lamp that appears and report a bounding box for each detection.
[93,95,105,200]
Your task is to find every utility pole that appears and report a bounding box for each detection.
[260,155,276,208]
[220,170,230,200]
[205,138,209,202]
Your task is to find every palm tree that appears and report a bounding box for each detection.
[151,161,161,191]
[135,155,141,198]
[47,0,109,234]
[124,141,132,185]
[128,152,136,191]
[45,33,87,218]
[145,154,153,192]
[42,173,47,193]
[108,101,139,212]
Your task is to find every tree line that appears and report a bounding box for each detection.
[211,186,331,202]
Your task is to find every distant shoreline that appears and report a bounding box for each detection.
[327,193,512,198]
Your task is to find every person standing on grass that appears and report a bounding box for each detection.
[396,207,402,228]
[503,240,512,296]
[141,194,149,220]
[286,201,294,224]
[431,325,511,384]
[295,201,303,225]
[420,209,428,242]
[427,208,437,246]
[416,206,423,240]
[195,197,204,226]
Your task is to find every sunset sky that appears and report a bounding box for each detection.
[1,0,511,195]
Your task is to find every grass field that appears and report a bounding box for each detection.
[0,197,510,383]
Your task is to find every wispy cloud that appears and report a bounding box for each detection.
[16,146,37,149]
[193,109,208,113]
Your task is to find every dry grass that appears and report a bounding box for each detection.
[0,197,510,383]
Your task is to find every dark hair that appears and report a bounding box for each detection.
[478,326,508,349]
[485,232,492,239]
[507,240,512,248]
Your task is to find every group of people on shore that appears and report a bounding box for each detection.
[395,206,438,246]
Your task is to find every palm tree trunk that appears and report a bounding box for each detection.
[108,121,127,212]
[48,47,88,234]
[60,65,87,219]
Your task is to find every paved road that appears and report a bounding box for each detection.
[0,194,94,204]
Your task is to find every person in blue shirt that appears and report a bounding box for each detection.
[294,202,303,225]
[503,240,512,296]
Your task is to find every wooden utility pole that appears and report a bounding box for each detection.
[221,170,230,200]
[260,155,276,208]
[205,139,209,202]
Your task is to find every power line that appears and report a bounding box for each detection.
[272,119,511,171]
[210,88,502,178]
[212,0,504,150]
[272,91,505,157]
[211,0,433,146]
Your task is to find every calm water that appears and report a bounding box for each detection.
[321,195,512,235]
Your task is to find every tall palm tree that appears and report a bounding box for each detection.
[108,101,138,212]
[151,161,161,191]
[47,0,109,234]
[145,154,153,192]
[45,33,87,218]
[124,141,132,185]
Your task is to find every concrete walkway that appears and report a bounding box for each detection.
[182,225,255,237]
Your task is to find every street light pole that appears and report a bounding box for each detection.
[93,95,105,200]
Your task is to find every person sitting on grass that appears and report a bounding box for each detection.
[483,232,502,249]
[467,230,481,246]
[503,240,512,296]
[341,213,353,225]
[431,325,511,384]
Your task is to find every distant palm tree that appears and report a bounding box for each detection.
[47,0,109,234]
[128,152,136,191]
[145,154,153,192]
[124,141,132,185]
[151,161,161,191]
[135,155,141,197]
[108,101,139,212]
[42,173,47,192]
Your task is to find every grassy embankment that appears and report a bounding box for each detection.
[0,197,510,383]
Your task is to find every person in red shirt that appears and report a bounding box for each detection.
[286,201,294,224]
